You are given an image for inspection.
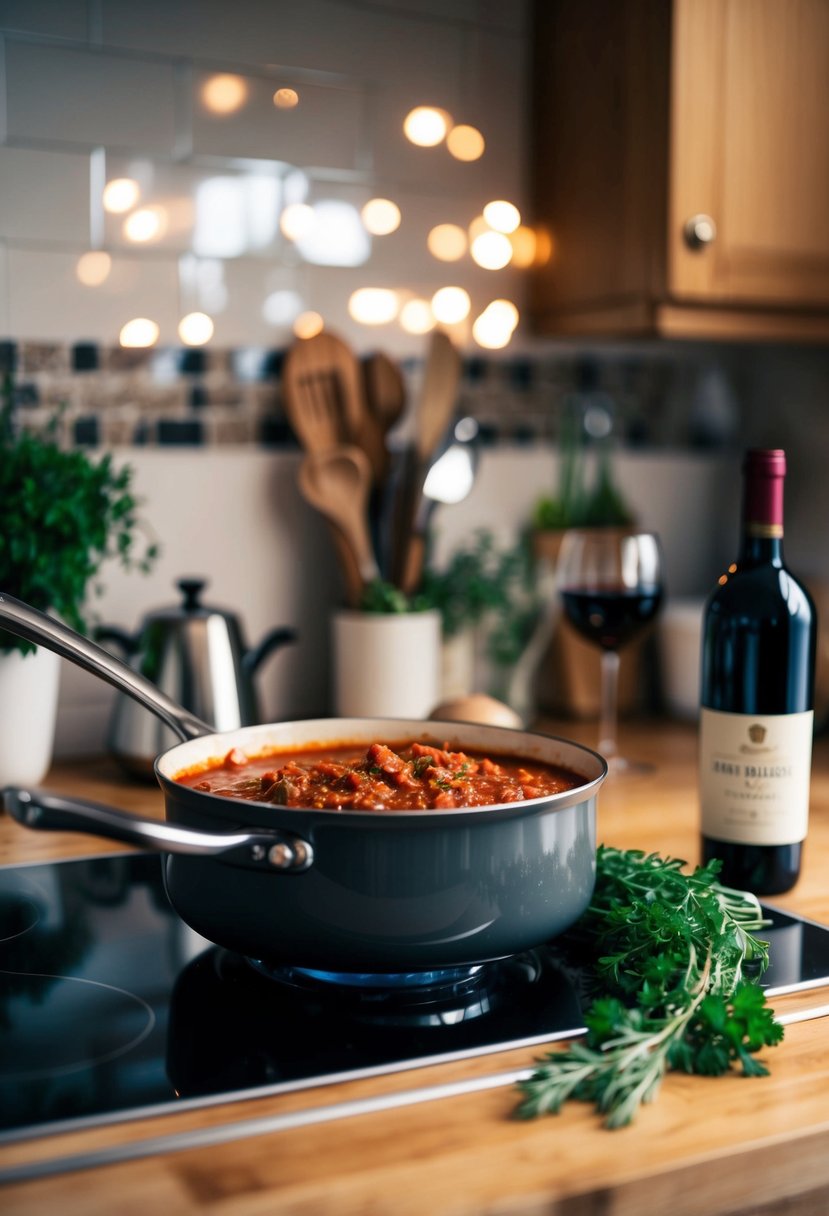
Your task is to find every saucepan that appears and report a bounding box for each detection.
[0,593,606,975]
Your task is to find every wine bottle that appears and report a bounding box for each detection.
[699,449,816,895]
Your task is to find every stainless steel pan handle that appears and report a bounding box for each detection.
[0,593,211,742]
[3,787,314,872]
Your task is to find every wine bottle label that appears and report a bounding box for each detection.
[699,708,813,845]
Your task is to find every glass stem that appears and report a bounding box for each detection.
[598,648,620,763]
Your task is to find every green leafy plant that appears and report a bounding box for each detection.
[0,376,158,655]
[419,529,540,664]
[516,847,783,1129]
[534,394,634,531]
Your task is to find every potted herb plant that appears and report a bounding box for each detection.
[532,388,639,719]
[0,376,157,784]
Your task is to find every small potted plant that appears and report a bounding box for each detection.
[532,389,639,719]
[0,373,157,784]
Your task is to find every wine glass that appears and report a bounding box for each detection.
[556,529,664,773]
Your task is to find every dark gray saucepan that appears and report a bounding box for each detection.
[0,593,606,974]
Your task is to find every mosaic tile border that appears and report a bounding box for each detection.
[0,338,680,450]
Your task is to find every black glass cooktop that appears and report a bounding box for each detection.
[1,852,828,1145]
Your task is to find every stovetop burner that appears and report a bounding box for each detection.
[2,851,829,1144]
[248,959,495,1025]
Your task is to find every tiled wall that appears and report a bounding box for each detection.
[0,332,777,454]
[0,0,528,354]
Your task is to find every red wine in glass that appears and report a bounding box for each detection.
[557,530,664,773]
[561,586,663,651]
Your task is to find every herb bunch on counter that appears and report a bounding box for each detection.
[517,847,783,1129]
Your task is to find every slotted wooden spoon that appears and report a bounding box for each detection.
[297,445,380,607]
[283,332,388,485]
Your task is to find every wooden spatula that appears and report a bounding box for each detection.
[413,329,462,463]
[390,329,462,588]
[297,446,380,607]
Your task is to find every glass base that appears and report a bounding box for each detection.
[603,753,655,777]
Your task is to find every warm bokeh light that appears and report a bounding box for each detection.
[119,318,160,348]
[361,198,401,236]
[483,200,521,234]
[348,288,399,325]
[399,298,435,335]
[467,214,490,242]
[76,251,112,286]
[280,202,315,240]
[431,286,471,324]
[472,299,519,349]
[446,124,485,161]
[485,298,520,330]
[123,206,166,243]
[201,74,248,115]
[362,198,401,235]
[178,312,214,345]
[293,311,324,339]
[273,87,299,109]
[470,229,513,270]
[534,226,555,266]
[509,225,538,269]
[427,223,467,262]
[102,177,140,213]
[403,106,450,147]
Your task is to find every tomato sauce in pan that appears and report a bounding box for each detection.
[174,740,584,812]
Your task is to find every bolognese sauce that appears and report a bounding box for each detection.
[174,740,584,812]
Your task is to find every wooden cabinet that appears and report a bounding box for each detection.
[529,0,829,342]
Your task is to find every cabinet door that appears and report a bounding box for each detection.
[669,0,829,307]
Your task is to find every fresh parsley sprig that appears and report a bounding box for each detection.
[516,846,784,1129]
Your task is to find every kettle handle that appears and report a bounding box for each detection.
[94,624,140,656]
[243,625,297,675]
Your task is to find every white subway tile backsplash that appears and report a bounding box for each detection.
[366,0,480,23]
[99,0,464,90]
[0,1,89,41]
[0,145,90,244]
[5,40,178,152]
[191,72,364,172]
[8,247,180,343]
[0,35,7,143]
[100,157,288,259]
[0,241,9,332]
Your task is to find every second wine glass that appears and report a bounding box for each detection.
[557,529,664,773]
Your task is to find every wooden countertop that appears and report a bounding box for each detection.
[4,719,829,1214]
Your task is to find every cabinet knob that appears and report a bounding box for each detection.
[683,214,717,250]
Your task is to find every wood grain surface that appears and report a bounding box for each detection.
[3,720,829,1215]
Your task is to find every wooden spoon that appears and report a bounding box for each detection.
[363,352,406,439]
[297,446,380,606]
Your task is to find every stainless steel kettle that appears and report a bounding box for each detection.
[98,578,296,777]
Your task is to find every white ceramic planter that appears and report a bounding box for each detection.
[331,609,441,718]
[0,644,61,785]
[658,598,705,720]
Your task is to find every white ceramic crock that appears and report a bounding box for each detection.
[0,644,61,785]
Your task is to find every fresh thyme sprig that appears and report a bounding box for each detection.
[516,846,784,1128]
